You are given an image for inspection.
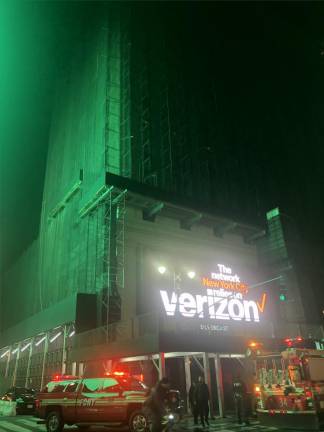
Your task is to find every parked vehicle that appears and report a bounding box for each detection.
[1,387,37,414]
[35,372,150,432]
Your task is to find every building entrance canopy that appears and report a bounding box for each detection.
[70,311,273,363]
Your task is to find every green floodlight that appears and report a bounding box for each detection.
[266,207,280,221]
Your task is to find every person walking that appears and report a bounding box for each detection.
[195,376,210,427]
[189,381,198,425]
[144,377,171,432]
[232,373,250,426]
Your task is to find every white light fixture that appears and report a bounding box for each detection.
[187,271,196,279]
[35,336,47,347]
[12,348,19,355]
[21,343,31,352]
[69,330,75,338]
[158,266,167,275]
[50,332,62,343]
[0,350,10,359]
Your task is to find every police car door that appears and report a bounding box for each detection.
[98,377,126,422]
[76,378,104,422]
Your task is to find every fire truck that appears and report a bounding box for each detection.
[252,344,324,430]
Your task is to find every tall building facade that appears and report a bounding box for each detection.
[0,4,322,411]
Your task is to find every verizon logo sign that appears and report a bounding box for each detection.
[159,264,267,323]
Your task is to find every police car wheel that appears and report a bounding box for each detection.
[46,411,64,432]
[129,411,148,432]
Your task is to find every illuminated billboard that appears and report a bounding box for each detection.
[160,264,267,324]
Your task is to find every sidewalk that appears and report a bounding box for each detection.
[173,416,277,432]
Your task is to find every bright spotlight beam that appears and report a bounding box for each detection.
[187,271,196,279]
[158,266,167,274]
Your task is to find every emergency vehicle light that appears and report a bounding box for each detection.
[255,385,261,393]
[284,336,303,347]
[52,374,78,381]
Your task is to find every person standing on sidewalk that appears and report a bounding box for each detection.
[232,374,250,426]
[195,376,210,427]
[189,381,198,425]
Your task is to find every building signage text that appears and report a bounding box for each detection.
[160,264,266,324]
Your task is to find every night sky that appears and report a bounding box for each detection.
[1,2,323,316]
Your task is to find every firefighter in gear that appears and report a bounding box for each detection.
[233,374,250,426]
[145,377,171,432]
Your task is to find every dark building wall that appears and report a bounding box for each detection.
[2,4,319,332]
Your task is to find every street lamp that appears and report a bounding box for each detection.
[157,265,196,288]
[158,265,167,275]
[187,271,196,279]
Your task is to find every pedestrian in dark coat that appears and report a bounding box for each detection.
[195,376,210,427]
[189,382,198,425]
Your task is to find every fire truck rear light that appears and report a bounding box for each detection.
[296,336,303,342]
[255,385,261,393]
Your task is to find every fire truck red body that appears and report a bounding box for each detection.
[254,348,324,430]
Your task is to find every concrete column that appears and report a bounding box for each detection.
[214,354,225,417]
[202,352,213,415]
[61,325,67,374]
[72,362,77,376]
[12,344,21,386]
[25,339,34,387]
[158,352,166,379]
[184,356,192,413]
[79,362,84,377]
[40,334,49,390]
